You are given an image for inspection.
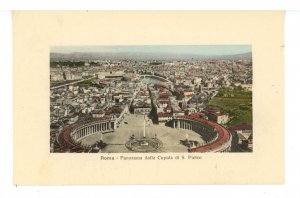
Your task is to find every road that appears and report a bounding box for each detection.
[50,76,96,90]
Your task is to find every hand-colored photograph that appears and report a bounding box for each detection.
[50,45,253,153]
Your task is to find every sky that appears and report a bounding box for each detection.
[51,45,252,56]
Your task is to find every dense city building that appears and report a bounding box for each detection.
[50,58,252,153]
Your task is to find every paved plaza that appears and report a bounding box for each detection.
[81,114,205,153]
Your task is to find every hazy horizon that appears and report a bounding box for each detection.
[51,45,252,56]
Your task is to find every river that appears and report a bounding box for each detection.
[141,76,167,84]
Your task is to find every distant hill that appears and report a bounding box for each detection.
[217,52,252,60]
[50,51,252,61]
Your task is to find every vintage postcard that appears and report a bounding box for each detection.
[50,45,252,154]
[13,11,284,184]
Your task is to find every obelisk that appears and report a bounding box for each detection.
[143,115,146,138]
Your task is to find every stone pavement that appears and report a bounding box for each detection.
[81,114,205,153]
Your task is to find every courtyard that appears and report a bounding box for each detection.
[80,114,205,153]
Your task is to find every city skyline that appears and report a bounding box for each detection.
[51,45,252,56]
[50,49,253,153]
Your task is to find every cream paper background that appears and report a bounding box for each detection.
[13,11,284,185]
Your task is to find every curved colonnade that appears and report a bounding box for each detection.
[55,114,231,153]
[56,117,116,153]
[172,115,231,152]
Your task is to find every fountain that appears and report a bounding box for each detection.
[125,115,162,152]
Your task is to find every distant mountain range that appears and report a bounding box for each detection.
[50,51,252,61]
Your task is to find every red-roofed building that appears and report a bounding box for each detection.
[183,90,194,97]
[202,108,229,124]
[154,83,167,90]
[229,124,253,151]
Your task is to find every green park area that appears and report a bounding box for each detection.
[208,87,252,126]
[76,77,97,87]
